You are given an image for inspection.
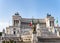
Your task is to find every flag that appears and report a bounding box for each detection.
[55,18,58,26]
[56,19,58,24]
[29,19,33,26]
[29,21,32,26]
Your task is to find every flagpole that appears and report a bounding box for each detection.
[31,17,37,43]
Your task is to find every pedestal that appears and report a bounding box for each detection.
[31,33,37,43]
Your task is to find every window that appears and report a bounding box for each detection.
[14,31,16,35]
[50,21,54,27]
[50,21,51,26]
[14,20,19,26]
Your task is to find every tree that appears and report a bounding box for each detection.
[0,32,2,36]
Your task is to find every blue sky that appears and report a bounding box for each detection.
[0,0,60,32]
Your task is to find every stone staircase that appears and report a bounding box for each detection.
[40,28,57,38]
[37,28,60,43]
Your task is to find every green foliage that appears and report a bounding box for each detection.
[10,40,14,43]
[0,32,2,36]
[2,41,5,43]
[2,40,15,43]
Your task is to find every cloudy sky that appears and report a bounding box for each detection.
[0,0,60,32]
